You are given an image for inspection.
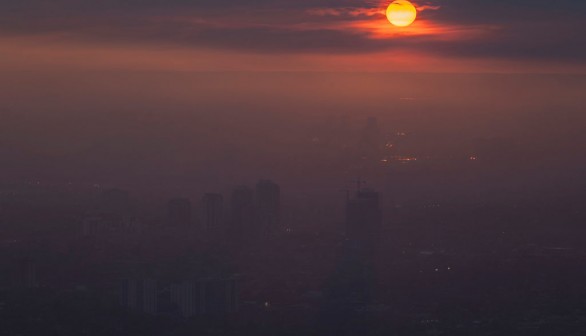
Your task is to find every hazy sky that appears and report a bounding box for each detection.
[1,1,585,198]
[2,0,585,72]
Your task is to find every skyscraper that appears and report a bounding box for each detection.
[256,180,280,234]
[201,193,223,230]
[167,198,192,227]
[230,186,255,235]
[322,188,382,310]
[345,189,382,249]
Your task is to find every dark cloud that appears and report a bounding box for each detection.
[1,0,585,63]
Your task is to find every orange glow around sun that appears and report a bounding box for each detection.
[386,0,417,27]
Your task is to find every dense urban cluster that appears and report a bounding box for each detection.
[1,117,586,336]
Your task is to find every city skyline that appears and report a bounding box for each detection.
[1,1,585,335]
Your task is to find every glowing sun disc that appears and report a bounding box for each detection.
[386,0,417,27]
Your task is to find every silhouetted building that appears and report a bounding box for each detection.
[345,189,382,249]
[230,186,255,235]
[321,189,382,312]
[168,198,192,226]
[201,193,223,230]
[256,180,280,234]
[120,279,158,314]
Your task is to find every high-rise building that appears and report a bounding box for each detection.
[167,198,192,227]
[345,189,382,249]
[256,180,280,234]
[230,186,255,234]
[323,188,382,307]
[201,193,223,230]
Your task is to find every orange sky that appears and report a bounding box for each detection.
[1,0,585,73]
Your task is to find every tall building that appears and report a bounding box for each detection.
[256,180,280,234]
[230,186,255,235]
[201,193,223,230]
[167,198,192,227]
[345,189,382,249]
[322,189,382,307]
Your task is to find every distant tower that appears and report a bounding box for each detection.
[167,198,192,227]
[256,180,280,234]
[322,188,381,309]
[345,189,382,250]
[230,186,255,235]
[201,193,224,230]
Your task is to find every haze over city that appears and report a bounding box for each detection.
[1,1,586,335]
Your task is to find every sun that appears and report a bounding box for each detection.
[386,0,417,27]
